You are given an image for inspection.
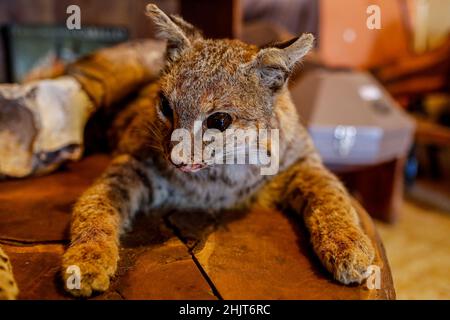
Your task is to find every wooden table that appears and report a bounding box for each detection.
[0,155,395,300]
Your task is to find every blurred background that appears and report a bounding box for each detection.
[0,0,449,299]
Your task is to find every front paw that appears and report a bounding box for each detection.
[316,229,375,285]
[62,241,118,297]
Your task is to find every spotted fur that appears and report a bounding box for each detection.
[59,4,375,297]
[0,246,18,300]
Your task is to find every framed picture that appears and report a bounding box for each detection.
[1,24,128,82]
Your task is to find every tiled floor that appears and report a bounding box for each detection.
[376,199,450,299]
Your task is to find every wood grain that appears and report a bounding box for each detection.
[0,154,395,299]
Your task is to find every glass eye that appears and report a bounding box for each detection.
[160,94,173,119]
[206,112,232,132]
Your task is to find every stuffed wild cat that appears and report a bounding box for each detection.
[1,4,375,298]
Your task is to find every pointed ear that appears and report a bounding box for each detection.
[168,14,203,42]
[250,33,314,91]
[146,4,202,62]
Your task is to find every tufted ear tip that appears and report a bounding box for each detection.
[145,3,160,16]
[145,3,192,62]
[145,3,173,26]
[299,33,315,47]
[145,3,173,28]
[285,33,314,63]
[295,33,315,55]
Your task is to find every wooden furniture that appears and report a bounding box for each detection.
[290,70,415,223]
[374,36,450,102]
[374,37,450,186]
[0,155,395,299]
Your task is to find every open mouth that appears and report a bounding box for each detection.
[178,164,205,173]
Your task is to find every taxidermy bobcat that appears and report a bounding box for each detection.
[0,4,375,298]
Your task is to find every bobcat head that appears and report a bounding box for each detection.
[145,4,314,174]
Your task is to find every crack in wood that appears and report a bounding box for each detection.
[162,213,223,300]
